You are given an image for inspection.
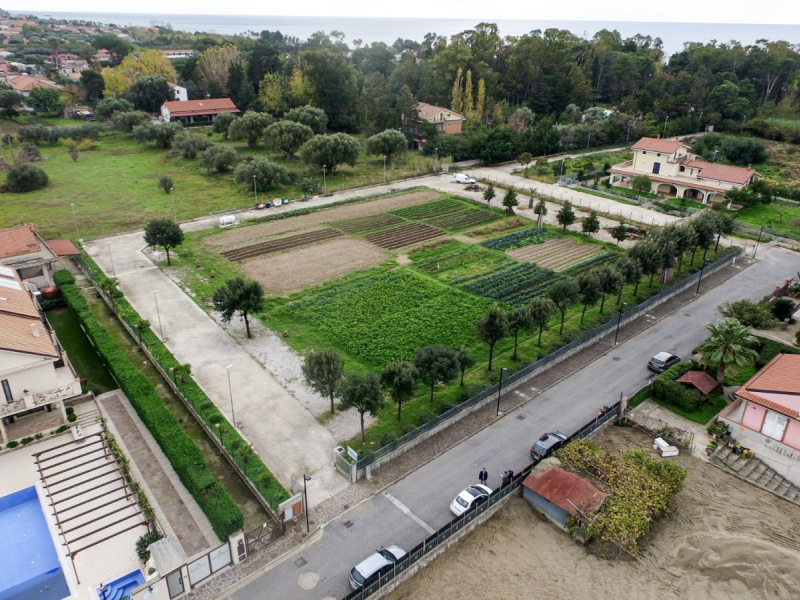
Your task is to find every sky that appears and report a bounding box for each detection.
[6,1,800,25]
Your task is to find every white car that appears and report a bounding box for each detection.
[450,484,492,516]
[349,545,407,590]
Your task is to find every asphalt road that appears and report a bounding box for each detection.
[224,244,797,600]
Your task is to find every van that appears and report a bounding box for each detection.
[453,173,477,184]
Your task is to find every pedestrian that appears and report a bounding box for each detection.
[479,468,488,486]
[507,469,514,484]
[501,471,509,487]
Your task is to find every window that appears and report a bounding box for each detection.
[657,153,661,157]
[679,166,685,172]
[652,162,661,175]
[642,151,647,155]
[2,380,11,404]
[762,411,788,440]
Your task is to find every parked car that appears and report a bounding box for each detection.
[450,484,492,516]
[648,351,681,373]
[453,173,477,184]
[530,432,569,460]
[349,545,407,590]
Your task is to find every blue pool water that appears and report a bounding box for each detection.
[0,486,70,600]
[102,570,145,600]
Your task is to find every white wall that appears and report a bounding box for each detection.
[0,350,58,400]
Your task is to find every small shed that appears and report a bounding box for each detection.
[45,239,81,257]
[676,371,719,396]
[522,465,608,533]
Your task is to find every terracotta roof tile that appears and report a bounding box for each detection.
[416,102,465,121]
[45,239,81,256]
[0,224,40,258]
[682,159,756,185]
[737,354,800,417]
[163,98,239,117]
[0,270,57,357]
[523,466,608,517]
[632,137,685,154]
[677,371,719,395]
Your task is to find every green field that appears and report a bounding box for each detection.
[731,202,800,238]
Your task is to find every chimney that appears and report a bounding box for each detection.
[28,223,36,234]
[747,164,752,169]
[31,323,40,337]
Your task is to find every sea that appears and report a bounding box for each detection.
[14,12,800,58]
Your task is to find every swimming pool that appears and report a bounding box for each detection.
[101,570,145,600]
[0,486,70,600]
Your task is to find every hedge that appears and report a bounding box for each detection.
[755,336,800,367]
[652,361,704,411]
[71,256,290,511]
[54,269,243,539]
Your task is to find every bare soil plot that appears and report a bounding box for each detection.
[330,213,403,234]
[205,190,442,247]
[220,228,342,261]
[424,209,500,230]
[507,237,605,271]
[242,238,387,294]
[364,223,447,250]
[386,426,800,600]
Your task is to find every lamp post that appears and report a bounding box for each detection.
[303,474,312,533]
[107,242,115,278]
[69,203,80,239]
[322,165,327,195]
[170,188,177,222]
[226,364,235,428]
[253,175,258,206]
[434,147,438,172]
[383,155,387,184]
[695,259,709,295]
[215,422,222,447]
[614,302,628,345]
[496,367,508,417]
[153,290,164,340]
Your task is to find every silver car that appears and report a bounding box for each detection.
[349,545,406,590]
[450,484,492,516]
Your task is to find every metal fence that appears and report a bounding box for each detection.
[734,223,800,245]
[344,402,622,600]
[357,247,740,472]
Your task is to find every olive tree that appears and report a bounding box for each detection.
[365,129,407,163]
[299,133,360,172]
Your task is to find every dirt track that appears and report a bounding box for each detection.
[386,426,800,600]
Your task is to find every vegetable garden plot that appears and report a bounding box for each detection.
[274,271,492,366]
[409,241,513,283]
[482,228,557,250]
[390,198,465,220]
[506,238,606,271]
[462,263,556,304]
[329,214,403,234]
[364,223,447,250]
[220,228,342,261]
[423,209,500,230]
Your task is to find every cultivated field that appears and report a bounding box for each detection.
[220,228,343,261]
[242,238,387,293]
[364,223,448,250]
[507,237,609,271]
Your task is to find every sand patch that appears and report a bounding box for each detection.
[385,426,800,600]
[205,190,442,247]
[242,238,387,293]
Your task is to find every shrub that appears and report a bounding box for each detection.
[21,436,35,445]
[7,164,49,192]
[417,411,436,426]
[136,531,164,560]
[172,132,213,159]
[719,299,778,329]
[756,337,800,366]
[380,432,397,446]
[6,441,18,449]
[771,298,796,322]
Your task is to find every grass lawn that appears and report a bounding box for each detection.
[46,306,118,394]
[578,187,639,205]
[663,197,707,211]
[651,390,728,425]
[611,185,656,199]
[730,202,800,238]
[0,127,439,239]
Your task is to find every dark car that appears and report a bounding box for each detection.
[647,351,681,373]
[530,432,569,460]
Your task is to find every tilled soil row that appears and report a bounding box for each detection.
[220,228,342,261]
[365,223,448,250]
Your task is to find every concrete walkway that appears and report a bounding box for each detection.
[84,237,348,509]
[97,390,218,556]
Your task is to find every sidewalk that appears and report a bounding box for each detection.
[84,235,348,509]
[97,390,218,557]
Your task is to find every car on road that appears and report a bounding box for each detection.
[530,432,569,460]
[450,484,492,516]
[648,351,681,373]
[349,545,407,590]
[453,173,477,184]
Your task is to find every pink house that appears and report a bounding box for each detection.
[719,354,800,482]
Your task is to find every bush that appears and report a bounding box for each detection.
[7,163,49,192]
[771,298,796,322]
[756,337,800,366]
[21,436,35,445]
[136,531,164,560]
[6,441,19,449]
[719,299,778,329]
[380,432,397,447]
[417,411,436,426]
[172,131,213,159]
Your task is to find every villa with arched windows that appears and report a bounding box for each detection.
[609,137,759,205]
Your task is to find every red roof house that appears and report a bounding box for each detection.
[160,98,240,123]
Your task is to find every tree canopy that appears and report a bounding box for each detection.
[211,277,265,339]
[143,219,184,266]
[303,349,344,415]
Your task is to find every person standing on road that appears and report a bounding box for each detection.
[501,471,509,487]
[479,468,488,486]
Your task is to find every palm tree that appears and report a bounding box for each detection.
[698,318,759,383]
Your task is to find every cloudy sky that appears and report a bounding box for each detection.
[8,1,800,24]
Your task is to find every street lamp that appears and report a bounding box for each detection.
[753,225,765,259]
[215,422,222,447]
[383,155,387,184]
[226,364,235,428]
[253,175,258,206]
[69,203,80,239]
[170,188,177,222]
[434,147,438,172]
[303,474,312,533]
[614,302,628,345]
[107,242,115,278]
[496,367,508,417]
[153,290,164,340]
[322,165,327,196]
[695,259,709,295]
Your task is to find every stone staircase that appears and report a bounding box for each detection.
[713,444,800,503]
[73,403,102,430]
